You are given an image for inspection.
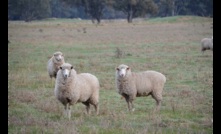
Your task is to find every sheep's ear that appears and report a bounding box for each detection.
[60,66,62,69]
[71,66,73,69]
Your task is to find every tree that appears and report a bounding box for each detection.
[158,0,174,17]
[157,0,213,17]
[187,0,213,17]
[113,0,158,23]
[62,0,106,24]
[8,0,51,21]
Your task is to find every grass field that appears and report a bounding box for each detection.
[8,16,213,134]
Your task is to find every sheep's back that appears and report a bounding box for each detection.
[76,73,100,100]
[201,38,213,48]
[134,71,166,94]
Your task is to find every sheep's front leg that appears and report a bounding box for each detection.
[67,104,71,120]
[64,103,71,120]
[124,94,135,112]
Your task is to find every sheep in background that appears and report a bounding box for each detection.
[115,64,166,112]
[201,36,213,54]
[47,51,65,79]
[55,63,100,119]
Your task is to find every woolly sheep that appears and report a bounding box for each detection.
[115,64,166,112]
[54,63,100,119]
[47,51,65,79]
[201,36,213,53]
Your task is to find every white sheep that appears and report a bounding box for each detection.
[115,64,166,112]
[201,36,213,53]
[54,63,100,119]
[47,51,65,79]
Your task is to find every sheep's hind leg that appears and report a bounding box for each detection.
[155,100,161,112]
[92,103,99,115]
[151,92,162,112]
[82,102,91,115]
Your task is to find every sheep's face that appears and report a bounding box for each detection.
[60,64,73,79]
[116,65,130,78]
[54,52,64,61]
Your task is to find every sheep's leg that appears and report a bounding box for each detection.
[95,104,99,115]
[125,95,134,112]
[64,105,67,117]
[126,99,131,111]
[82,102,91,115]
[155,100,161,112]
[64,104,69,119]
[93,103,99,115]
[129,100,135,112]
[50,77,53,88]
[151,92,162,112]
[64,103,71,120]
[67,103,71,120]
[123,94,131,111]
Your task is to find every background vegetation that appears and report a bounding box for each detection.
[8,0,213,23]
[8,16,213,133]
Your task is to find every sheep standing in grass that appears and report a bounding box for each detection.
[115,64,166,112]
[47,51,65,79]
[201,36,213,53]
[55,63,99,119]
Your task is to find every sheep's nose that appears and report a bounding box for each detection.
[64,74,68,78]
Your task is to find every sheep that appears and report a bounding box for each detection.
[201,36,213,53]
[54,63,100,119]
[115,64,166,112]
[47,51,65,79]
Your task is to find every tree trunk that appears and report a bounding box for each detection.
[127,4,133,23]
[171,0,175,16]
[96,17,101,24]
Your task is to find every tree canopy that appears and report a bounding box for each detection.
[8,0,213,22]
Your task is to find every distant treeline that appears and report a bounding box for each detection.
[8,0,213,23]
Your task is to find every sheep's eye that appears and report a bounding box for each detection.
[71,66,73,69]
[60,67,62,69]
[126,67,130,70]
[116,68,119,71]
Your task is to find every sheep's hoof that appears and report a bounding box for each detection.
[128,108,135,112]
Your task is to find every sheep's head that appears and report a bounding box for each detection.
[59,63,74,79]
[53,51,64,62]
[116,64,131,78]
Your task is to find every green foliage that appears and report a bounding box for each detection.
[156,0,213,17]
[8,0,213,22]
[8,0,51,21]
[62,0,106,23]
[113,0,158,23]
